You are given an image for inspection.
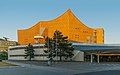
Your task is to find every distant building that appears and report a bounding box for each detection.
[0,38,17,52]
[18,9,104,45]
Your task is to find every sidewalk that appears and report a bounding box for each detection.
[3,60,38,67]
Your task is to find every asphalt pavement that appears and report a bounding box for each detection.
[1,61,120,75]
[75,70,120,75]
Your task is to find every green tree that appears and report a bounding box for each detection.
[44,30,74,62]
[53,30,74,61]
[44,37,56,62]
[0,51,8,60]
[25,43,35,61]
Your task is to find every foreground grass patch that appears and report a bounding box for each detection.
[0,62,17,66]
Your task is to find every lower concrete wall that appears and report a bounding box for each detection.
[72,50,84,61]
[8,45,84,61]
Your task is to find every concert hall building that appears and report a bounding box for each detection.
[9,9,107,62]
[18,9,104,45]
[9,9,120,63]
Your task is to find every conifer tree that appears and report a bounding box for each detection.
[44,30,74,61]
[25,43,35,60]
[44,37,56,62]
[53,30,74,61]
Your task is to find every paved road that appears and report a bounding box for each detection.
[75,70,120,75]
[0,61,78,75]
[0,67,77,75]
[1,61,120,75]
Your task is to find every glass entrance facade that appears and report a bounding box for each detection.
[85,53,120,62]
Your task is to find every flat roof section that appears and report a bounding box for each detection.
[72,43,120,54]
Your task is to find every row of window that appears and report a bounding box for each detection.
[73,29,89,33]
[9,46,46,50]
[0,41,16,46]
[10,54,48,57]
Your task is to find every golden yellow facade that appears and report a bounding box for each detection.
[18,9,104,45]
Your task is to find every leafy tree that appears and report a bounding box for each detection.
[44,30,74,62]
[0,51,8,60]
[25,43,35,61]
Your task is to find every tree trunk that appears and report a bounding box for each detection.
[60,49,62,61]
[29,56,31,61]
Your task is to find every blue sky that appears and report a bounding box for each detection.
[0,0,120,44]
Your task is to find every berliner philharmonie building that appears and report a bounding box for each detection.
[18,9,104,45]
[8,9,120,63]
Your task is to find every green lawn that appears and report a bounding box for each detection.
[0,62,17,66]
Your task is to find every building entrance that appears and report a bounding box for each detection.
[84,54,120,62]
[84,54,97,62]
[96,54,120,62]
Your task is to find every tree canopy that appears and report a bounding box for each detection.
[25,43,35,60]
[44,30,74,61]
